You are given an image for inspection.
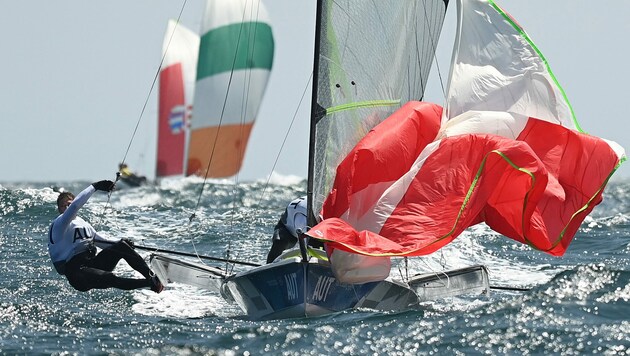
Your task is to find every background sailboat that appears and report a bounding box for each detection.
[157,0,275,179]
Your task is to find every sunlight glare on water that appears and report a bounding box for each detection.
[0,177,629,354]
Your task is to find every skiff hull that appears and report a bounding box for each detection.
[150,253,490,320]
[221,257,420,320]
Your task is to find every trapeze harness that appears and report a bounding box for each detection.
[48,185,152,291]
[48,185,102,275]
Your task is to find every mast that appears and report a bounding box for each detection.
[306,0,324,228]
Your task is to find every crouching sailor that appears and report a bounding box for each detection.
[48,180,163,293]
[266,196,323,263]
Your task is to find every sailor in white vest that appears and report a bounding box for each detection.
[266,196,323,263]
[48,180,163,293]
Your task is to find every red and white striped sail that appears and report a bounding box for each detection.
[307,0,625,259]
[156,20,199,178]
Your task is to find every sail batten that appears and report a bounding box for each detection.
[310,0,450,218]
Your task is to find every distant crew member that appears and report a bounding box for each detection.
[48,180,163,293]
[118,163,147,187]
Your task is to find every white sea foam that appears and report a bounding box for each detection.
[264,171,305,186]
[132,284,225,318]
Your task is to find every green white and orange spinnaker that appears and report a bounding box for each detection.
[186,0,274,178]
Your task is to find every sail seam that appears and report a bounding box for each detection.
[326,99,401,115]
[326,149,538,257]
[546,162,624,251]
[329,148,623,257]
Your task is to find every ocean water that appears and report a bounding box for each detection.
[1,176,629,355]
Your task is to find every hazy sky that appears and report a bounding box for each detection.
[1,0,627,183]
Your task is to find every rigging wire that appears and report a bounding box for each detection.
[420,0,448,99]
[98,0,283,271]
[120,1,190,169]
[188,5,250,217]
[192,0,309,272]
[99,0,190,218]
[91,0,191,256]
[187,0,266,271]
[217,71,313,265]
[187,0,449,270]
[225,0,264,274]
[256,73,313,208]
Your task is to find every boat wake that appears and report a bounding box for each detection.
[131,284,235,319]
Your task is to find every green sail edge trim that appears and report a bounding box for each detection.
[420,149,538,252]
[488,0,582,133]
[319,156,625,257]
[325,148,617,257]
[326,99,401,115]
[321,149,537,257]
[546,160,625,251]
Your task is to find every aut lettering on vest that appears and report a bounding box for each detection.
[73,227,92,242]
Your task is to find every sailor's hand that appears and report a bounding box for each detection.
[92,180,115,192]
[121,238,135,248]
